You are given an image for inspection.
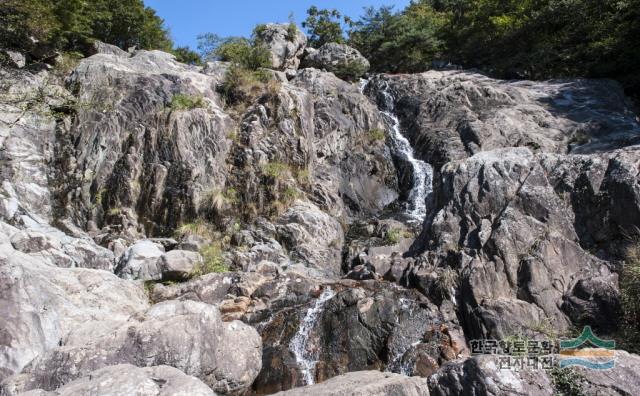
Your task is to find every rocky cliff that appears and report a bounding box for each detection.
[1,25,640,395]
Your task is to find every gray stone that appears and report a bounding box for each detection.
[30,364,216,396]
[367,70,640,171]
[159,249,203,281]
[88,41,130,57]
[254,23,307,74]
[0,230,149,380]
[301,43,370,80]
[0,50,26,68]
[273,371,429,396]
[115,240,164,280]
[276,200,344,275]
[1,300,262,395]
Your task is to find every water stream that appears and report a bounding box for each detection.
[289,287,336,386]
[363,79,433,223]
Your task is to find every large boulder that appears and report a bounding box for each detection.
[1,300,262,395]
[254,23,307,75]
[0,50,26,68]
[115,240,165,280]
[0,224,149,380]
[301,43,370,81]
[274,371,430,396]
[20,364,216,396]
[159,249,203,281]
[276,200,344,275]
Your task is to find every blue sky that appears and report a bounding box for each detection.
[144,0,411,49]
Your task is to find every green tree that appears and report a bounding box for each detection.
[349,4,445,73]
[1,0,173,57]
[0,0,59,51]
[172,46,202,65]
[302,6,351,47]
[197,27,271,70]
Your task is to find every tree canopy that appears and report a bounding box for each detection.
[1,0,175,57]
[303,1,640,98]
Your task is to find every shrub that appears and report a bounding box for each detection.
[169,93,205,111]
[619,241,640,352]
[198,33,272,70]
[262,162,290,180]
[549,367,586,396]
[385,228,401,245]
[433,267,459,303]
[369,128,386,142]
[197,187,237,218]
[218,64,276,105]
[282,186,299,202]
[287,22,298,42]
[54,51,83,76]
[175,220,212,239]
[334,60,369,81]
[195,243,229,275]
[172,46,202,65]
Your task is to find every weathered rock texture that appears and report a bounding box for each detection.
[302,43,370,80]
[2,37,640,396]
[255,23,307,75]
[368,70,640,171]
[1,300,261,395]
[20,364,216,396]
[274,371,429,396]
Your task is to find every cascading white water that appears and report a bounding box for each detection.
[364,79,433,222]
[289,287,335,386]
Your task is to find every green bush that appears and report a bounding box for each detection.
[195,243,230,275]
[549,367,586,396]
[197,33,272,70]
[262,162,290,180]
[369,128,386,142]
[618,241,640,352]
[385,228,401,245]
[172,46,202,65]
[346,0,640,98]
[175,220,213,239]
[169,93,205,111]
[218,64,276,105]
[302,6,351,47]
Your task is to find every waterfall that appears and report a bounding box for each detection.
[362,79,433,223]
[289,287,335,386]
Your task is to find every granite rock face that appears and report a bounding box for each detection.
[2,37,640,396]
[302,43,370,80]
[367,70,640,171]
[255,23,307,75]
[274,371,430,396]
[1,300,261,395]
[20,364,216,396]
